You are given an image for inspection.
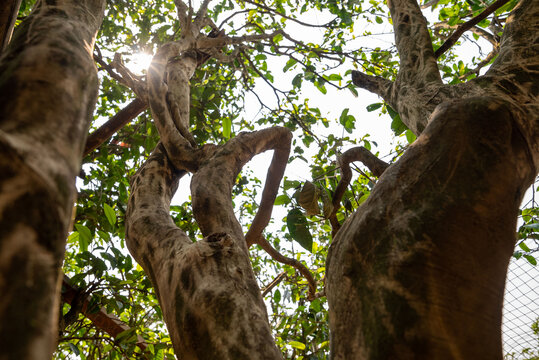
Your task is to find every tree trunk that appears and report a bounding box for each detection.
[327,97,535,359]
[0,1,105,358]
[329,0,538,357]
[126,128,292,359]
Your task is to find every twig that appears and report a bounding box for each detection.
[254,236,318,300]
[435,0,510,58]
[84,98,147,156]
[242,0,336,28]
[261,271,287,297]
[434,22,498,46]
[458,47,499,79]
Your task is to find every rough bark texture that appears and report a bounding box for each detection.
[126,131,289,358]
[125,6,293,356]
[331,0,538,358]
[0,0,105,358]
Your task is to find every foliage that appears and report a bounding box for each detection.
[11,0,529,358]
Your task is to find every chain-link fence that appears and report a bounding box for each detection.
[503,258,539,359]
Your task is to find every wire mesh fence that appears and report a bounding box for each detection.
[503,257,539,359]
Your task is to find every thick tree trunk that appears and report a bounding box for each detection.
[126,130,291,359]
[333,0,538,357]
[0,1,105,358]
[327,97,536,359]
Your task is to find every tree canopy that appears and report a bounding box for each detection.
[2,0,538,358]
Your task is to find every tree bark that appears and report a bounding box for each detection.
[126,130,291,358]
[0,0,105,358]
[327,97,535,359]
[330,0,538,358]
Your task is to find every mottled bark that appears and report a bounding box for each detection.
[0,0,105,358]
[334,0,539,358]
[327,97,535,359]
[126,129,290,358]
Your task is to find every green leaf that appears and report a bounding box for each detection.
[390,113,407,136]
[292,74,303,88]
[272,33,283,43]
[75,224,92,252]
[283,58,297,72]
[519,241,531,252]
[405,130,416,144]
[314,82,327,94]
[273,289,281,303]
[286,209,313,252]
[375,16,383,24]
[366,103,383,112]
[283,179,301,190]
[104,203,116,226]
[523,255,537,266]
[116,328,138,344]
[523,223,539,230]
[289,340,306,350]
[274,194,290,206]
[223,117,231,139]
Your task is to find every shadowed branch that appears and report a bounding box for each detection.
[329,146,389,236]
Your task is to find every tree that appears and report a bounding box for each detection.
[0,0,537,359]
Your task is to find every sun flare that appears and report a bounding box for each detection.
[127,52,153,74]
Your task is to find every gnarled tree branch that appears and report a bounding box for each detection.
[329,146,389,236]
[245,129,292,247]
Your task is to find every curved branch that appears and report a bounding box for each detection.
[191,127,292,247]
[147,42,202,171]
[126,143,190,255]
[196,30,284,49]
[245,130,292,247]
[329,147,389,236]
[126,144,283,359]
[351,70,394,105]
[255,237,317,301]
[435,0,510,58]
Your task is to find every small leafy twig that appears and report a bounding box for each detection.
[435,0,510,58]
[254,236,318,300]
